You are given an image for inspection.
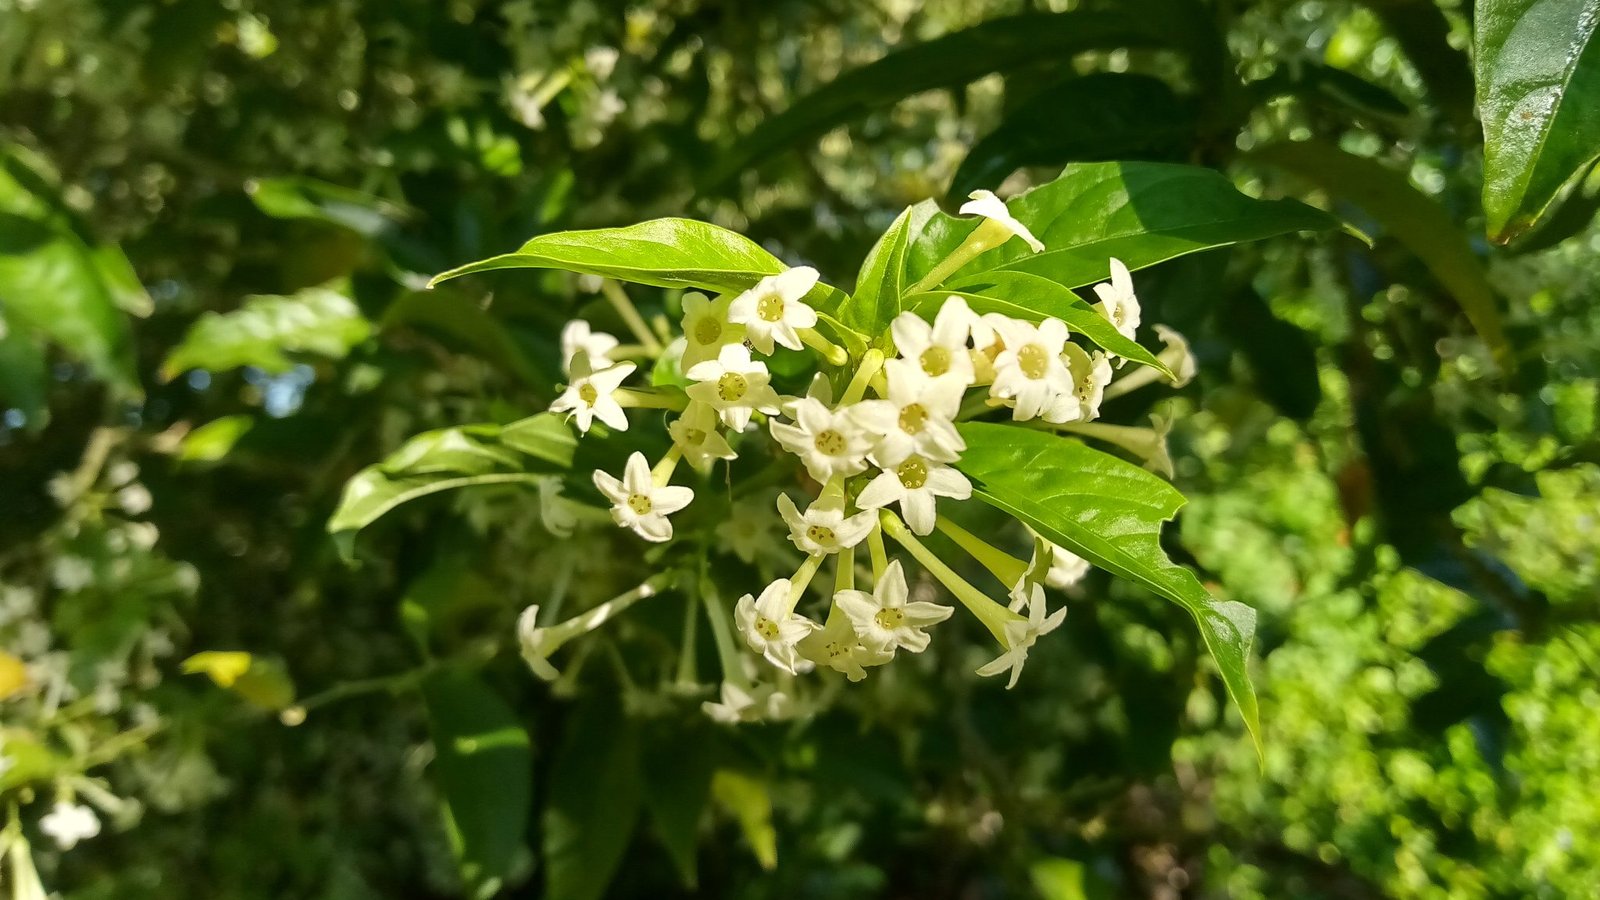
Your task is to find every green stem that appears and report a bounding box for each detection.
[601,279,664,354]
[652,447,683,487]
[903,219,1010,295]
[936,515,1028,588]
[867,523,889,581]
[700,565,749,689]
[799,328,849,366]
[835,545,856,594]
[840,349,885,405]
[617,388,687,412]
[880,511,1019,642]
[786,553,826,610]
[674,588,699,687]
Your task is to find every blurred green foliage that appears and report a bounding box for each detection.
[1,0,1598,898]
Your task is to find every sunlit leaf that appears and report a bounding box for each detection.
[710,770,777,870]
[1476,0,1600,241]
[161,285,372,380]
[906,162,1337,294]
[955,423,1261,755]
[843,202,931,338]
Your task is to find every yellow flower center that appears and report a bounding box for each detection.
[1017,344,1050,379]
[805,524,836,546]
[874,607,906,630]
[755,617,781,640]
[694,316,722,346]
[920,346,951,377]
[578,382,599,404]
[896,457,928,490]
[756,293,785,322]
[626,493,653,515]
[898,403,928,434]
[823,640,850,660]
[717,372,748,402]
[682,427,707,445]
[814,429,847,456]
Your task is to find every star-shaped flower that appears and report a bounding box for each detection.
[726,266,820,355]
[668,400,737,468]
[550,352,636,433]
[888,300,978,387]
[685,343,782,432]
[988,317,1075,422]
[560,319,620,372]
[593,452,694,542]
[976,583,1066,689]
[852,362,966,467]
[835,560,953,654]
[959,190,1045,253]
[769,397,876,483]
[40,801,101,850]
[680,291,745,370]
[735,578,821,675]
[855,454,972,536]
[1092,258,1141,340]
[776,493,875,555]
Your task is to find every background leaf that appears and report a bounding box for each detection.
[421,668,534,898]
[544,697,643,900]
[950,73,1197,199]
[161,285,373,380]
[703,11,1181,186]
[1475,0,1600,240]
[955,422,1261,754]
[1249,140,1510,364]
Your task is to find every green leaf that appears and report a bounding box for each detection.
[702,11,1179,186]
[0,146,140,394]
[327,419,573,559]
[1354,0,1475,128]
[710,770,778,870]
[545,698,643,900]
[904,277,1170,376]
[844,202,931,337]
[640,721,715,888]
[1248,140,1510,365]
[954,422,1261,755]
[247,175,413,240]
[421,668,533,898]
[429,218,784,293]
[907,162,1337,293]
[950,73,1197,199]
[1476,0,1600,241]
[161,285,373,380]
[382,289,546,388]
[178,415,256,463]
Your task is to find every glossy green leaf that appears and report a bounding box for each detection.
[0,146,140,393]
[955,422,1260,754]
[421,668,533,898]
[907,162,1337,294]
[327,418,573,559]
[904,276,1169,376]
[1249,140,1509,365]
[161,285,373,380]
[950,73,1197,199]
[429,218,785,293]
[545,698,642,900]
[703,11,1179,186]
[844,202,931,337]
[1476,0,1600,240]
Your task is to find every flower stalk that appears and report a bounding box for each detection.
[879,511,1020,642]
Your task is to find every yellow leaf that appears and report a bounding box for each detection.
[0,652,29,699]
[182,651,254,687]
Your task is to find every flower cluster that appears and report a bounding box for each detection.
[529,191,1197,718]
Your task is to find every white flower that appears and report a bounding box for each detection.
[769,397,875,483]
[976,583,1066,689]
[735,579,821,675]
[726,266,820,355]
[797,614,892,682]
[516,605,561,681]
[116,484,153,515]
[561,319,620,372]
[537,477,579,538]
[680,292,745,370]
[1061,343,1113,422]
[959,190,1044,253]
[685,343,782,432]
[550,353,636,433]
[592,452,694,542]
[989,317,1076,422]
[776,493,875,555]
[1092,258,1141,340]
[852,363,966,466]
[668,400,737,468]
[1031,538,1091,590]
[888,302,977,387]
[702,680,795,724]
[835,560,953,654]
[1154,324,1197,386]
[40,801,101,850]
[855,455,972,536]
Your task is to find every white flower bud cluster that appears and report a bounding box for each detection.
[535,196,1200,716]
